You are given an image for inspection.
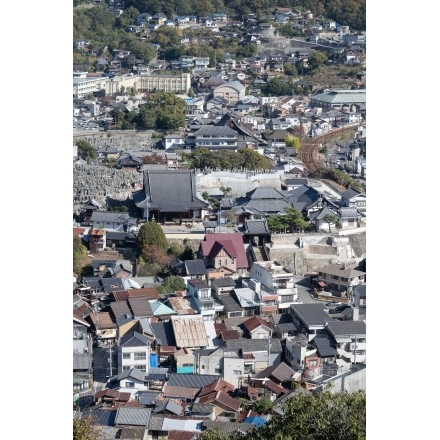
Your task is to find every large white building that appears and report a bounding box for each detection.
[73,71,107,98]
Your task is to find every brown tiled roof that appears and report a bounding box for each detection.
[214,322,227,335]
[198,379,235,398]
[198,391,240,412]
[243,315,271,332]
[168,431,198,440]
[113,290,131,301]
[162,385,199,400]
[89,312,117,329]
[219,330,240,340]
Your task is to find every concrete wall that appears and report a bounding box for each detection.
[314,365,366,393]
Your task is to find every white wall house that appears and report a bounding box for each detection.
[118,331,151,374]
[250,261,298,311]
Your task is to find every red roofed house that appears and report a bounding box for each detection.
[198,233,249,278]
[197,390,241,421]
[242,316,272,339]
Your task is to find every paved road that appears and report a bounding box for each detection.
[293,276,321,304]
[93,345,117,383]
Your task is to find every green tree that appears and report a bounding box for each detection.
[284,134,301,155]
[283,62,298,76]
[248,389,366,440]
[76,140,97,160]
[254,397,273,414]
[308,50,328,70]
[323,213,342,233]
[137,222,168,252]
[73,234,88,275]
[73,415,99,440]
[220,186,232,196]
[157,276,185,294]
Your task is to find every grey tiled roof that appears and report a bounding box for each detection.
[137,170,209,212]
[308,207,339,221]
[244,219,270,234]
[115,407,152,426]
[150,321,177,346]
[313,335,337,357]
[167,373,222,389]
[341,187,364,200]
[211,278,236,288]
[339,207,360,218]
[120,331,151,347]
[82,409,117,427]
[291,303,329,328]
[326,320,366,337]
[185,259,207,276]
[90,211,130,222]
[217,293,242,312]
[138,391,161,406]
[224,338,282,353]
[248,187,285,199]
[147,414,165,430]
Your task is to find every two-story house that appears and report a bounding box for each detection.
[317,264,366,297]
[198,233,249,278]
[118,331,151,374]
[193,126,239,151]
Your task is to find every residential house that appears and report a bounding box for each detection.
[317,264,366,297]
[340,187,366,213]
[184,259,208,282]
[193,125,239,151]
[270,313,298,340]
[94,388,132,408]
[114,407,152,427]
[118,331,151,374]
[133,169,210,223]
[224,338,283,373]
[87,311,117,344]
[198,233,249,277]
[325,320,366,367]
[255,361,295,388]
[174,348,196,374]
[150,321,177,367]
[163,134,185,151]
[211,278,237,298]
[241,315,272,340]
[170,315,210,350]
[90,211,132,232]
[250,261,298,312]
[186,279,216,321]
[230,287,260,317]
[290,303,330,341]
[108,367,146,391]
[196,385,241,421]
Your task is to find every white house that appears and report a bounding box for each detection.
[118,331,151,374]
[250,261,298,312]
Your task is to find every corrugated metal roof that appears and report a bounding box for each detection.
[114,407,151,426]
[167,373,222,389]
[171,315,209,348]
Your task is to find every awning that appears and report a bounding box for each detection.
[317,281,326,287]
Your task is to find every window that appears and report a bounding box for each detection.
[280,295,294,303]
[309,360,317,367]
[233,370,242,375]
[123,365,130,371]
[134,352,147,361]
[126,381,135,388]
[215,368,222,374]
[218,259,222,267]
[123,353,131,359]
